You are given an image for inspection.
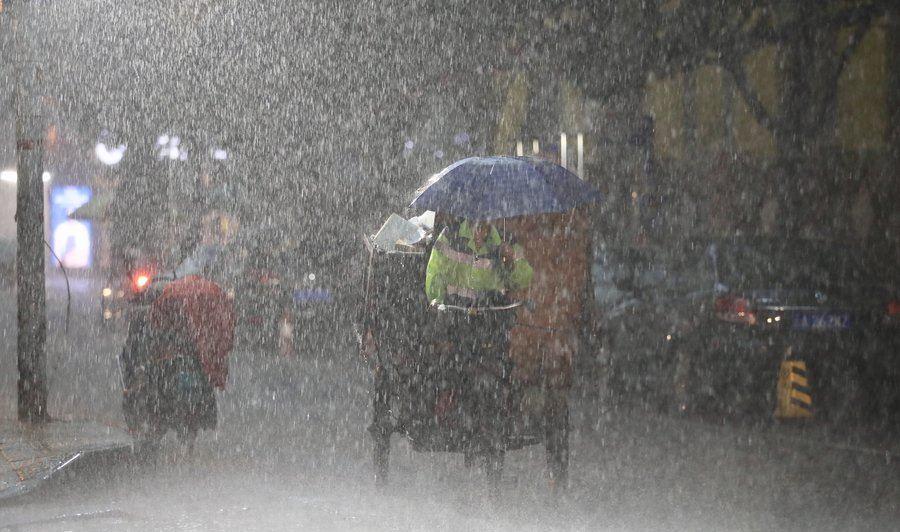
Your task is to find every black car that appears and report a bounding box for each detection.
[591,236,898,427]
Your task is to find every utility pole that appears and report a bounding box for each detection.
[10,0,49,423]
[888,5,900,163]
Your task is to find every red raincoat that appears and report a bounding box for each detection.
[149,275,235,389]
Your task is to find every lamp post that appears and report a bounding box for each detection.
[8,0,49,423]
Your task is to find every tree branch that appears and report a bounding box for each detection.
[723,56,778,134]
[815,15,875,135]
[833,15,873,83]
[826,0,891,29]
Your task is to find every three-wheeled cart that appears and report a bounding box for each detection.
[359,234,569,494]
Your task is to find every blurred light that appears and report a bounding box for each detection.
[532,139,540,155]
[403,140,415,150]
[560,133,568,168]
[715,295,757,325]
[434,150,444,160]
[134,274,150,290]
[157,134,190,161]
[1,169,52,184]
[95,142,127,166]
[515,141,524,157]
[576,133,584,179]
[453,132,470,146]
[308,273,316,281]
[103,310,113,320]
[102,287,112,297]
[212,148,228,160]
[50,186,91,267]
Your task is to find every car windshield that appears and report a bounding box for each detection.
[716,239,878,290]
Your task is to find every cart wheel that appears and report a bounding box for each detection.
[545,399,569,494]
[371,367,392,486]
[482,448,504,499]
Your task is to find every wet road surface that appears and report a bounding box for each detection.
[1,275,898,531]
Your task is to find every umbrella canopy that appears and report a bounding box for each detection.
[149,275,235,389]
[409,156,602,220]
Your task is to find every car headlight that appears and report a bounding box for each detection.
[102,287,112,297]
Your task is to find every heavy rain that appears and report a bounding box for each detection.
[0,1,898,530]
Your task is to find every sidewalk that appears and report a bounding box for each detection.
[0,419,132,499]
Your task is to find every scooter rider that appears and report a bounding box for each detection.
[121,245,233,454]
[424,218,533,463]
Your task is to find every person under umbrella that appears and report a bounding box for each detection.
[413,156,601,489]
[424,216,533,478]
[425,218,532,308]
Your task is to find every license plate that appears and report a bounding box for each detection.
[293,288,332,304]
[792,311,851,331]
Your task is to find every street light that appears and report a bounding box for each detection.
[95,142,126,166]
[156,134,188,160]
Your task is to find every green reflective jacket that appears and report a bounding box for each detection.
[425,220,533,304]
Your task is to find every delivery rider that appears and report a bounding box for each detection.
[425,219,532,307]
[424,218,533,451]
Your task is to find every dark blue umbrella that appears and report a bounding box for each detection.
[410,156,602,220]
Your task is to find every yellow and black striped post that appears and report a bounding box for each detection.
[775,360,813,418]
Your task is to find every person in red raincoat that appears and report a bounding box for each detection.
[122,271,234,452]
[150,275,235,389]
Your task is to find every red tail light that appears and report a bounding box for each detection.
[132,272,151,292]
[888,300,900,317]
[715,295,757,325]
